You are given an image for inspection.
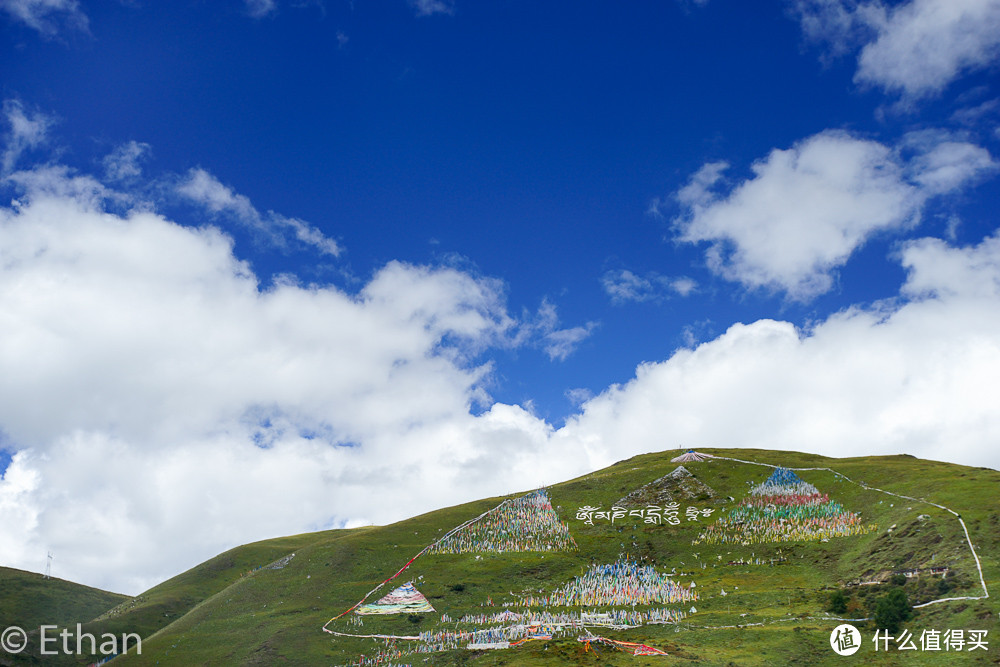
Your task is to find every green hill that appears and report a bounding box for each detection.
[3,448,997,666]
[0,567,126,632]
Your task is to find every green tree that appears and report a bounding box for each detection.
[873,588,912,634]
[827,589,848,614]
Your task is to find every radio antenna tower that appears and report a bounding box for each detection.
[45,551,53,579]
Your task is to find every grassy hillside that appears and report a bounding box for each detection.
[1,530,353,666]
[3,448,997,666]
[0,567,126,632]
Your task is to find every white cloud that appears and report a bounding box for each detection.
[603,270,652,302]
[898,232,1000,298]
[673,131,919,299]
[177,167,341,257]
[674,160,729,208]
[671,130,995,299]
[244,0,277,18]
[516,299,597,362]
[0,0,87,35]
[793,0,1000,100]
[0,195,504,450]
[2,100,53,176]
[562,228,1000,475]
[602,269,697,304]
[857,0,1000,99]
[565,387,593,407]
[0,165,599,592]
[951,98,999,125]
[544,324,596,362]
[792,0,881,57]
[409,0,454,17]
[902,131,998,194]
[102,141,151,183]
[7,163,111,208]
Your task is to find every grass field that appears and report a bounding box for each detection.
[2,448,997,666]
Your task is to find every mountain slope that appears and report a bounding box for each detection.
[1,531,353,666]
[6,448,997,666]
[0,567,126,631]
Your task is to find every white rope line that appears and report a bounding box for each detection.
[328,613,879,640]
[681,614,872,631]
[323,493,525,630]
[708,455,990,603]
[324,630,421,640]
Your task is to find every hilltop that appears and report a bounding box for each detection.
[1,448,997,666]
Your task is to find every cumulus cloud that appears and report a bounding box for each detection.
[0,0,88,35]
[177,167,341,257]
[856,0,1000,99]
[0,194,509,451]
[671,130,995,299]
[0,164,601,592]
[602,269,697,304]
[898,232,1000,298]
[792,0,1000,100]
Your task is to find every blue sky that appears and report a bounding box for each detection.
[1,0,999,593]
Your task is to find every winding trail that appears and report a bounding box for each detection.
[709,454,990,605]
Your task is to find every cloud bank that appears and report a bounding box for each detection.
[0,152,601,592]
[565,229,1000,472]
[2,157,999,595]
